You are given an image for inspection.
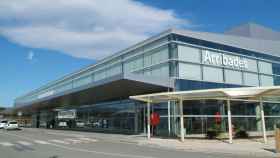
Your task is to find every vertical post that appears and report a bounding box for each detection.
[168,101,171,136]
[147,102,151,140]
[260,98,267,144]
[134,104,138,134]
[227,99,233,144]
[179,99,184,142]
[143,104,146,134]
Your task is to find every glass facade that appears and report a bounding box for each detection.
[15,38,170,106]
[31,100,144,134]
[15,31,280,137]
[176,44,279,87]
[150,100,280,137]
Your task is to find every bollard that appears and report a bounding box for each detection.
[275,127,280,153]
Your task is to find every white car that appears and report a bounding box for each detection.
[4,121,19,130]
[0,120,8,129]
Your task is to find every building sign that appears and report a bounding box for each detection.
[57,109,76,119]
[38,90,55,99]
[203,50,248,70]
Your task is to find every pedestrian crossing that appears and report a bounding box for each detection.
[0,137,98,148]
[0,142,14,147]
[17,141,33,146]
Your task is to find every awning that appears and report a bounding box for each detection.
[130,86,280,143]
[130,86,280,103]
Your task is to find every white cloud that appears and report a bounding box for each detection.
[0,0,190,60]
[27,50,34,60]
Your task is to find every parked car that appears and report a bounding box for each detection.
[4,121,19,130]
[0,120,8,129]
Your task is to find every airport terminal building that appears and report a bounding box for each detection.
[14,23,280,138]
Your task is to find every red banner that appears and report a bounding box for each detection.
[150,112,160,126]
[215,112,221,124]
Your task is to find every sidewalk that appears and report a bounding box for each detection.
[137,137,279,157]
[24,128,279,157]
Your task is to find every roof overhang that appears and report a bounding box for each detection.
[130,86,280,103]
[14,74,172,112]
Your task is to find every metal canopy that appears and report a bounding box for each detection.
[15,78,169,112]
[130,86,280,144]
[130,86,280,103]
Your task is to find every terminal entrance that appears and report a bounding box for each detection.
[131,86,280,143]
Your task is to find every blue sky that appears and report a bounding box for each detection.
[0,0,279,107]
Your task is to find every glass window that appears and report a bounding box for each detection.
[274,76,280,85]
[107,64,122,77]
[151,47,169,65]
[55,82,72,93]
[203,66,223,83]
[124,61,132,73]
[260,75,274,86]
[73,75,92,88]
[124,56,143,73]
[134,57,143,70]
[143,69,152,76]
[259,61,272,74]
[179,63,201,80]
[243,72,259,86]
[178,45,200,63]
[94,70,106,81]
[246,58,258,72]
[224,69,242,85]
[150,64,169,77]
[264,103,280,116]
[272,63,280,75]
[122,48,142,60]
[144,54,152,67]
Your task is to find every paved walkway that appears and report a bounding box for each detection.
[23,128,279,157]
[137,137,279,157]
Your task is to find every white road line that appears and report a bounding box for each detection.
[0,142,14,147]
[46,132,85,138]
[50,143,156,158]
[64,138,83,144]
[0,131,156,158]
[17,141,33,146]
[50,139,70,144]
[78,137,98,142]
[34,140,51,145]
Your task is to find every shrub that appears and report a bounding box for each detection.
[206,128,218,139]
[235,128,249,138]
[206,124,222,139]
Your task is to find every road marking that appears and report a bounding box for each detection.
[46,132,85,138]
[64,138,83,144]
[17,141,33,146]
[0,142,14,147]
[50,139,70,144]
[34,140,51,145]
[79,137,98,142]
[0,131,156,158]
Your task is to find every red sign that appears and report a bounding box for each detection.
[215,112,221,124]
[150,112,160,126]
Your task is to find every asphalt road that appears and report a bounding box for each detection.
[0,128,260,158]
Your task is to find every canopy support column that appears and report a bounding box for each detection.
[147,102,151,140]
[227,99,233,144]
[168,101,171,136]
[260,98,267,144]
[179,99,184,142]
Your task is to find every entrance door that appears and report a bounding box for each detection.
[185,117,205,135]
